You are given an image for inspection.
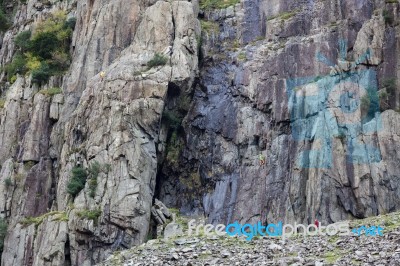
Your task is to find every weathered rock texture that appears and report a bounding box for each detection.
[0,0,400,265]
[0,0,199,265]
[157,0,400,227]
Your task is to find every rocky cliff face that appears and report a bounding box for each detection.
[0,0,399,265]
[0,0,199,265]
[158,0,400,225]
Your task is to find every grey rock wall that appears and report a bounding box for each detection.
[0,0,199,265]
[157,0,400,228]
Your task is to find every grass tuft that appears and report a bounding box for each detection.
[76,208,102,225]
[147,53,168,69]
[267,10,298,21]
[21,211,68,227]
[38,87,62,97]
[200,20,220,33]
[199,0,240,10]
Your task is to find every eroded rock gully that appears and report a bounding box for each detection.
[0,0,400,265]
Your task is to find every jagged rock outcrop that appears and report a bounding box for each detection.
[152,199,172,225]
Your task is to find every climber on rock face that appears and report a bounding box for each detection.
[314,219,319,228]
[100,71,106,81]
[259,153,266,166]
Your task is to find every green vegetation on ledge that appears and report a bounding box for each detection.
[0,7,9,32]
[165,130,184,166]
[200,20,220,34]
[76,208,102,225]
[237,52,247,61]
[147,53,168,69]
[382,78,396,96]
[67,161,110,198]
[21,211,68,227]
[383,9,394,25]
[267,10,298,21]
[0,99,5,109]
[38,87,62,97]
[199,0,240,10]
[87,161,110,198]
[4,11,75,85]
[67,166,88,198]
[4,177,12,187]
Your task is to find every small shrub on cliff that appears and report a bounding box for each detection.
[379,90,390,110]
[77,209,101,220]
[165,131,183,166]
[4,53,27,81]
[88,161,101,178]
[147,53,168,69]
[67,166,88,198]
[31,62,51,85]
[66,162,109,199]
[23,161,36,171]
[25,52,42,72]
[14,30,32,52]
[30,31,60,59]
[0,99,6,109]
[360,94,371,115]
[4,177,12,187]
[64,17,76,30]
[10,75,17,84]
[7,11,74,85]
[0,218,7,254]
[0,8,10,32]
[200,20,219,33]
[162,110,182,130]
[87,161,101,198]
[382,78,397,96]
[88,178,97,198]
[379,90,388,99]
[360,87,379,120]
[383,9,394,25]
[76,208,101,225]
[237,52,247,61]
[196,34,203,61]
[49,50,71,71]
